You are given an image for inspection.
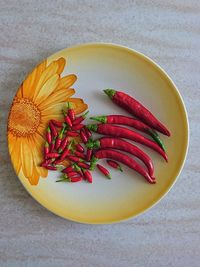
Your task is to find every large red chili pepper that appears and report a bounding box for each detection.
[55,125,66,150]
[44,142,49,159]
[46,126,52,144]
[51,119,63,128]
[73,111,89,125]
[87,137,154,176]
[87,124,167,161]
[67,102,75,122]
[58,136,69,153]
[106,160,123,172]
[90,115,165,151]
[82,169,93,183]
[76,144,84,153]
[104,89,170,136]
[97,164,111,179]
[94,149,155,184]
[49,121,58,137]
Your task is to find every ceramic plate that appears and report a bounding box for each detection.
[7,43,189,223]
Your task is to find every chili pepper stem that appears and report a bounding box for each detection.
[90,116,107,123]
[148,129,166,152]
[103,89,116,99]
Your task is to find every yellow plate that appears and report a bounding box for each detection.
[7,43,189,224]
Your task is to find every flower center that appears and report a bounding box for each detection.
[8,97,41,137]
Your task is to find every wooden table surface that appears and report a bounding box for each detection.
[0,1,199,266]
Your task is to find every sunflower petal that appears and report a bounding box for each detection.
[54,75,77,92]
[56,57,66,74]
[16,85,23,98]
[11,137,22,175]
[35,74,59,104]
[8,132,17,154]
[20,138,34,179]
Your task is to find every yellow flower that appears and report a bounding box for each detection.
[8,57,88,185]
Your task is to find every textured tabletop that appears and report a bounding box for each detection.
[0,1,199,266]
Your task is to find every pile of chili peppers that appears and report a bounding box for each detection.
[41,89,170,184]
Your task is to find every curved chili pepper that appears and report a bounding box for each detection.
[104,89,170,136]
[87,124,167,161]
[88,137,154,177]
[90,115,165,151]
[66,131,79,137]
[76,144,84,153]
[55,125,66,150]
[80,129,88,143]
[71,124,84,131]
[86,149,92,161]
[49,121,58,137]
[94,149,155,184]
[106,160,123,172]
[97,164,111,179]
[51,119,63,128]
[46,126,52,144]
[82,169,93,183]
[73,111,89,125]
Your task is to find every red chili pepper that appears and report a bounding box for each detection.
[46,152,60,159]
[53,158,64,165]
[55,125,66,150]
[68,156,84,163]
[62,165,75,173]
[87,124,167,161]
[46,126,52,144]
[74,151,86,159]
[51,119,63,128]
[66,131,79,137]
[73,111,89,125]
[88,137,154,177]
[70,176,82,182]
[76,144,84,153]
[94,149,155,184]
[60,141,73,160]
[104,89,170,136]
[86,149,92,161]
[71,124,84,131]
[49,121,58,137]
[58,136,69,153]
[56,174,82,182]
[90,115,166,151]
[44,142,49,158]
[49,137,56,152]
[106,160,123,172]
[77,162,90,169]
[73,164,83,176]
[63,112,72,127]
[82,169,93,183]
[84,127,92,139]
[44,165,58,171]
[67,102,75,122]
[97,164,111,179]
[80,129,88,143]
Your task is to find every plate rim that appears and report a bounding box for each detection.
[7,42,189,224]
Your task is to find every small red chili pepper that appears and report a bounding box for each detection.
[77,162,90,169]
[66,131,79,137]
[55,125,66,150]
[74,151,86,159]
[44,142,49,158]
[49,137,56,152]
[70,176,82,182]
[73,164,83,175]
[87,124,167,161]
[68,156,84,163]
[73,111,89,125]
[60,141,73,160]
[94,149,155,184]
[84,127,92,139]
[56,174,82,182]
[67,102,75,122]
[82,169,93,183]
[49,121,58,137]
[63,111,72,127]
[44,165,58,171]
[53,158,64,165]
[86,149,92,161]
[46,126,52,144]
[97,164,111,179]
[80,129,88,143]
[104,89,170,136]
[46,152,60,159]
[90,115,165,151]
[51,119,63,128]
[106,160,123,172]
[71,124,84,131]
[62,165,75,173]
[58,136,69,153]
[76,144,84,153]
